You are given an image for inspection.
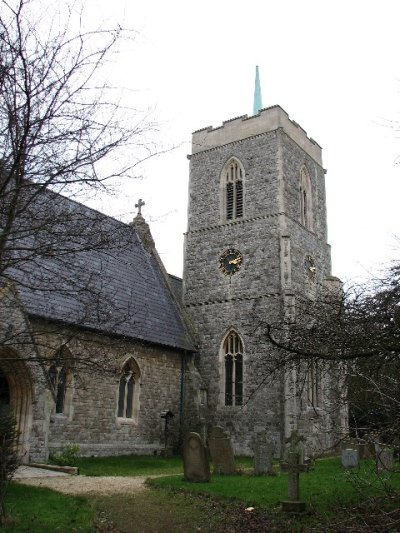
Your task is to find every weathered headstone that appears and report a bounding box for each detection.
[376,447,394,472]
[183,432,211,482]
[254,431,275,475]
[208,426,235,474]
[281,431,307,513]
[341,448,359,469]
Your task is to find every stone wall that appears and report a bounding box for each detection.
[28,320,194,458]
[183,111,341,455]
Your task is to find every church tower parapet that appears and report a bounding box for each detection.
[191,105,322,165]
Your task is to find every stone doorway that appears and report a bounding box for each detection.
[0,350,33,463]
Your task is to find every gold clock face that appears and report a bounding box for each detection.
[304,254,316,280]
[219,248,243,276]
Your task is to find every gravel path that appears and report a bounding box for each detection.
[15,475,150,495]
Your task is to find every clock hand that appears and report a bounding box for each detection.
[229,257,241,265]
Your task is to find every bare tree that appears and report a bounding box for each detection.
[0,0,154,274]
[260,261,400,450]
[0,0,157,386]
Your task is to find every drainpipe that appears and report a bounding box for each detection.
[179,352,186,448]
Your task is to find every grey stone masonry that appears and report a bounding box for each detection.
[183,105,342,454]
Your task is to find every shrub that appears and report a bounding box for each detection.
[49,444,80,466]
[0,408,20,524]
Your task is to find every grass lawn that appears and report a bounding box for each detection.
[3,483,95,532]
[5,456,400,532]
[149,457,400,529]
[72,454,252,476]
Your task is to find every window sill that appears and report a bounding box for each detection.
[116,417,138,427]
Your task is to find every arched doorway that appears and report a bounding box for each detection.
[0,349,33,462]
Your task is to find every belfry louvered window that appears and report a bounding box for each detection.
[224,159,244,221]
[223,331,243,406]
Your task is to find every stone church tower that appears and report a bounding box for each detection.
[183,88,342,454]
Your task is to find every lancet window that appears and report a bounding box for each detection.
[222,331,243,406]
[222,158,244,221]
[48,349,72,415]
[299,166,313,230]
[117,358,140,421]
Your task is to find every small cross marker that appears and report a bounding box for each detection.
[135,198,145,215]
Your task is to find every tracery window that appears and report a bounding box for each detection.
[222,331,243,406]
[117,358,140,421]
[299,166,313,230]
[222,158,244,221]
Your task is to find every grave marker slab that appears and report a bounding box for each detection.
[254,431,274,475]
[341,448,359,468]
[208,426,235,475]
[183,432,211,482]
[376,447,394,472]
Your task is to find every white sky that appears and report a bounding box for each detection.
[83,0,400,283]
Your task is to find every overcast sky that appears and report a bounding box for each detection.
[83,0,400,283]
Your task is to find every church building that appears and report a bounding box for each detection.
[0,70,344,461]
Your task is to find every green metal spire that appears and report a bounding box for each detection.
[253,65,263,115]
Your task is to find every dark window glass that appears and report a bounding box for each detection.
[55,366,66,414]
[126,377,134,418]
[235,354,243,405]
[225,354,233,405]
[117,377,126,417]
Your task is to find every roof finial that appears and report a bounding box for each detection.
[135,198,145,216]
[253,65,263,115]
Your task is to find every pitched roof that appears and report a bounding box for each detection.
[5,188,194,352]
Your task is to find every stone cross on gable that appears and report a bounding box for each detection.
[135,198,145,215]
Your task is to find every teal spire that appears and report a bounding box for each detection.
[253,65,263,115]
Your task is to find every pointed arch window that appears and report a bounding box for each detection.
[299,166,313,230]
[307,361,320,407]
[222,158,244,221]
[117,358,140,422]
[223,331,243,406]
[48,349,73,415]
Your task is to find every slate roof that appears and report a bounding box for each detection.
[5,188,194,352]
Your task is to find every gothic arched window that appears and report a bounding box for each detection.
[222,331,243,406]
[48,349,73,415]
[222,158,244,221]
[307,361,321,407]
[299,166,313,230]
[117,358,140,422]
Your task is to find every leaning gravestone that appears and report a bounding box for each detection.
[208,426,235,474]
[376,447,394,472]
[254,430,275,475]
[341,448,359,469]
[183,432,211,482]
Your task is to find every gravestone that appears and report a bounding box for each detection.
[281,431,307,513]
[183,432,211,482]
[208,426,235,474]
[341,448,359,468]
[376,447,394,472]
[254,431,275,475]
